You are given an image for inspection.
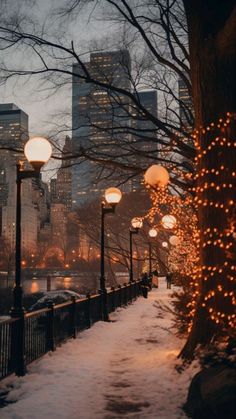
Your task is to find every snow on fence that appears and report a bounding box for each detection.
[0,280,143,381]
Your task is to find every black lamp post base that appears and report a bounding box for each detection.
[100,287,109,322]
[9,285,26,377]
[10,286,26,317]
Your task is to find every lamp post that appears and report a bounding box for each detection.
[11,137,52,317]
[100,187,122,321]
[148,228,157,277]
[169,235,180,246]
[144,164,169,188]
[161,214,177,230]
[162,241,169,248]
[129,217,143,282]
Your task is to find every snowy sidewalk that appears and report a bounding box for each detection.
[1,279,198,419]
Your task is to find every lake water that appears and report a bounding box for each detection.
[0,275,98,314]
[0,276,97,295]
[0,271,130,295]
[0,272,130,314]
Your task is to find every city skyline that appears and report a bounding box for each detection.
[0,1,118,136]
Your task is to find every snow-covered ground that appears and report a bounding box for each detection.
[0,278,199,418]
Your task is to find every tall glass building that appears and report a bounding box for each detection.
[71,50,131,207]
[0,103,28,151]
[0,104,38,250]
[178,77,194,131]
[131,90,158,191]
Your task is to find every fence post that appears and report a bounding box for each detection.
[120,285,124,306]
[111,287,115,312]
[46,301,55,352]
[11,313,26,377]
[71,296,77,339]
[130,281,133,302]
[126,283,129,305]
[139,279,142,296]
[129,282,133,303]
[124,283,128,306]
[134,280,137,300]
[118,285,122,307]
[86,293,91,328]
[99,289,103,320]
[133,280,137,300]
[127,282,130,303]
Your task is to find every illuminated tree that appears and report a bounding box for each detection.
[179,0,236,357]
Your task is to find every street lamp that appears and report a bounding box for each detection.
[129,217,143,282]
[161,214,177,229]
[148,228,157,277]
[11,137,52,317]
[162,241,169,248]
[169,235,180,246]
[144,164,169,187]
[100,187,122,321]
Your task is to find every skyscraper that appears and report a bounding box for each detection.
[50,178,57,204]
[0,103,38,250]
[0,162,8,233]
[56,136,72,212]
[133,90,158,155]
[72,50,131,207]
[0,103,28,159]
[131,90,158,191]
[48,136,72,252]
[178,77,194,131]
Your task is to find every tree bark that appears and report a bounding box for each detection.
[180,1,236,358]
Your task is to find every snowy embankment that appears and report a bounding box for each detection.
[0,278,199,419]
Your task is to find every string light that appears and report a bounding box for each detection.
[145,111,236,331]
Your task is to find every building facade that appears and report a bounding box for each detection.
[0,103,28,151]
[55,136,72,212]
[178,77,194,131]
[2,170,38,251]
[72,50,131,207]
[0,103,38,251]
[132,90,158,190]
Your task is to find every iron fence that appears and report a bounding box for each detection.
[0,280,142,380]
[0,317,17,379]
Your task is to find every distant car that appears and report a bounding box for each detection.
[29,290,85,311]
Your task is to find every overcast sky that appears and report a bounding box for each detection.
[0,0,113,137]
[0,0,117,181]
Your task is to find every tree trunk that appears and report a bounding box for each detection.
[180,1,236,358]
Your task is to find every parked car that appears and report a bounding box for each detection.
[29,290,85,311]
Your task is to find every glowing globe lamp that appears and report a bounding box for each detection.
[131,217,143,229]
[24,137,52,171]
[161,215,177,229]
[105,187,122,204]
[144,164,169,187]
[149,228,157,238]
[169,235,180,246]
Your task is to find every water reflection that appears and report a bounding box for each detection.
[0,273,128,314]
[63,277,72,289]
[0,273,128,295]
[31,281,40,293]
[23,277,83,294]
[0,276,97,295]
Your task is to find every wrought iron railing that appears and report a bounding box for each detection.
[0,280,142,380]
